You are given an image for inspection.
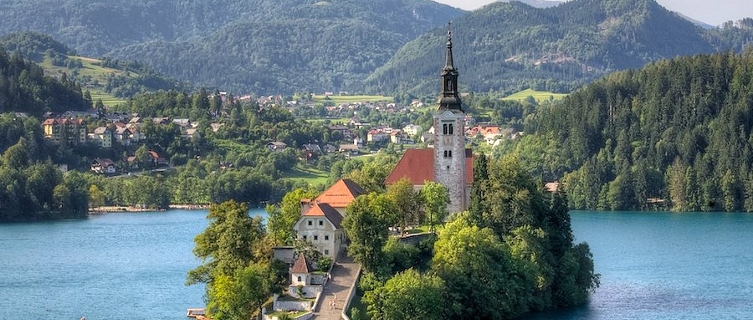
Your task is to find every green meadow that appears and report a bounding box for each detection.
[41,55,128,106]
[502,89,568,103]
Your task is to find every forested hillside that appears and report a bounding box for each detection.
[0,0,463,94]
[0,47,90,115]
[512,50,753,212]
[0,32,187,100]
[365,0,753,95]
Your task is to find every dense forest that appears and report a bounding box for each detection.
[366,0,753,95]
[500,50,753,212]
[0,0,463,94]
[0,47,90,115]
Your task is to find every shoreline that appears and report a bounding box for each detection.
[89,205,209,214]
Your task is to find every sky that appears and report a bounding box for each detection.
[432,0,753,26]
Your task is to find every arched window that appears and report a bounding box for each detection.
[449,150,452,158]
[448,124,454,135]
[442,123,448,135]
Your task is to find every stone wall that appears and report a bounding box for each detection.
[288,284,323,299]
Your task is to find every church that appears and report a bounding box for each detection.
[384,27,472,214]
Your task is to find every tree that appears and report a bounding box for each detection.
[420,181,449,233]
[469,152,489,225]
[431,213,529,319]
[342,193,398,274]
[187,200,266,284]
[363,269,444,320]
[207,263,273,320]
[386,178,420,233]
[266,187,318,245]
[2,137,30,169]
[88,184,106,208]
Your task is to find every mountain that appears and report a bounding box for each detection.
[0,0,464,94]
[500,0,563,8]
[364,0,753,95]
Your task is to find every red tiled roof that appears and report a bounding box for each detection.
[314,179,366,208]
[384,148,473,185]
[291,254,311,274]
[42,119,57,125]
[302,203,343,229]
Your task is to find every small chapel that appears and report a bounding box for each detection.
[385,26,472,214]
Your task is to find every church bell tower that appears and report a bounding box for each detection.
[433,24,467,213]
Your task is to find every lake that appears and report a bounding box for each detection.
[0,208,266,320]
[1,210,752,319]
[526,211,753,320]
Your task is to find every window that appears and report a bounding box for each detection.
[324,250,329,255]
[325,235,329,241]
[318,220,323,226]
[303,235,307,240]
[448,124,454,135]
[442,123,448,135]
[307,220,312,226]
[444,150,452,158]
[297,276,302,282]
[314,235,318,241]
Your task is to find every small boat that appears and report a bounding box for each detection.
[187,308,206,318]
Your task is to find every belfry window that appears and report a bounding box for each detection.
[448,124,454,135]
[443,123,448,135]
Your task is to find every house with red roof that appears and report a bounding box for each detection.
[293,178,366,259]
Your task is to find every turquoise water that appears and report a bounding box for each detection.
[526,211,753,319]
[0,209,266,320]
[2,210,752,319]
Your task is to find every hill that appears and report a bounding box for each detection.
[0,46,90,115]
[364,0,753,95]
[0,0,464,94]
[508,50,753,212]
[0,32,188,105]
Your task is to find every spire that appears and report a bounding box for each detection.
[438,22,463,112]
[444,24,455,72]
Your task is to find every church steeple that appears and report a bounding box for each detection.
[438,23,463,112]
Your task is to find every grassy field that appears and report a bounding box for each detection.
[283,165,330,187]
[41,55,128,106]
[311,94,393,104]
[501,89,568,103]
[214,139,257,153]
[306,117,351,125]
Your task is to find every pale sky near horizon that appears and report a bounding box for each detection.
[432,0,753,26]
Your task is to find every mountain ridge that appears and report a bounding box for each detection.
[1,0,752,95]
[364,0,753,95]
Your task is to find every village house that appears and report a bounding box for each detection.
[90,158,116,174]
[114,127,132,146]
[293,179,366,259]
[90,127,113,148]
[267,141,287,152]
[338,144,359,156]
[42,118,87,144]
[366,129,390,143]
[403,124,422,136]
